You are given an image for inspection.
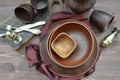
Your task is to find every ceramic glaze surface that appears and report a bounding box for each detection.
[51,32,77,58]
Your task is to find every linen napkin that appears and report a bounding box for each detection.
[26,11,102,80]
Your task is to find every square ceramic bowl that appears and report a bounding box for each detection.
[51,32,77,58]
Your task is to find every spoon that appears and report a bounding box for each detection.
[16,28,41,34]
[0,26,41,38]
[14,21,45,32]
[6,25,41,35]
[0,21,45,37]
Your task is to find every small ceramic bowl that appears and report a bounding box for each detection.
[51,32,77,58]
[14,4,34,24]
[31,0,49,11]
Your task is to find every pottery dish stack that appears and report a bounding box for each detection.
[40,19,99,77]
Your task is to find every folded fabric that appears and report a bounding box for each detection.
[26,11,102,80]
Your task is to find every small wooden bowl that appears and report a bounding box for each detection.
[51,32,77,58]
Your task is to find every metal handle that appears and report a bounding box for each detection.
[101,28,119,47]
[20,29,41,34]
[5,31,22,44]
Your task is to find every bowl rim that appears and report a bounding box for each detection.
[47,21,95,68]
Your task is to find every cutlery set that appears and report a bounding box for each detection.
[0,21,46,44]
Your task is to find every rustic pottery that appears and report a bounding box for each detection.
[14,4,34,24]
[66,0,96,13]
[47,21,94,68]
[51,32,77,58]
[40,19,99,77]
[90,10,114,32]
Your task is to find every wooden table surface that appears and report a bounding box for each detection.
[0,0,120,80]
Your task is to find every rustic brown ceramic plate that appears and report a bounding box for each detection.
[39,19,99,77]
[48,21,94,68]
[51,32,77,58]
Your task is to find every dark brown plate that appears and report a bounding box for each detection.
[40,19,99,77]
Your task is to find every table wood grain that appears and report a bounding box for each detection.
[0,0,120,80]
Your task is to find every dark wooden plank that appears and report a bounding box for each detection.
[0,63,15,74]
[13,72,49,80]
